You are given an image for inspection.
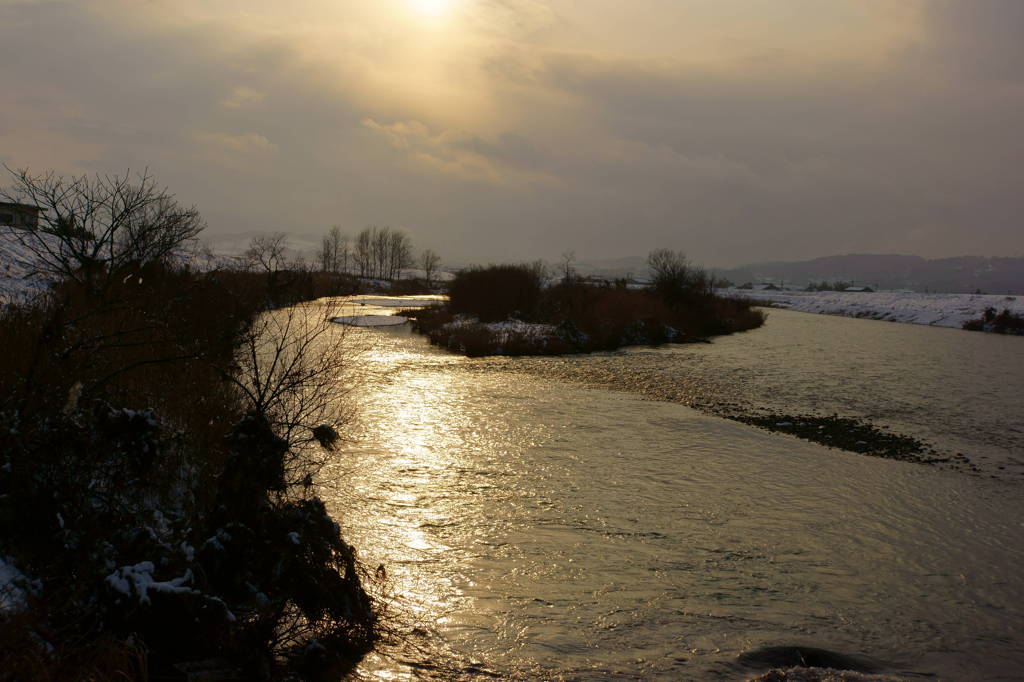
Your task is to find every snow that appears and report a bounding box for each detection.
[332,315,408,327]
[1,555,40,613]
[0,226,57,303]
[350,295,445,308]
[106,561,196,604]
[442,317,557,343]
[729,288,1024,329]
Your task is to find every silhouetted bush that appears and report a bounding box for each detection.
[447,264,543,322]
[0,262,377,680]
[962,307,1024,335]
[387,277,435,296]
[647,249,712,304]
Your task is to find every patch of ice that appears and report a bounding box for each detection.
[331,315,408,327]
[350,295,446,308]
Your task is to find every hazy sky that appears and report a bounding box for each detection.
[1,0,1022,266]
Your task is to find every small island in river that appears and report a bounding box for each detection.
[402,251,766,356]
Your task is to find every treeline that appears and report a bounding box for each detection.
[0,169,378,680]
[316,225,412,280]
[804,280,871,292]
[240,225,441,289]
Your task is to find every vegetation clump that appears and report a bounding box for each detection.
[962,306,1024,335]
[727,412,960,466]
[0,169,378,680]
[406,251,765,356]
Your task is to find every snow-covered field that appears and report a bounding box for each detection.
[730,288,1024,329]
[0,226,56,303]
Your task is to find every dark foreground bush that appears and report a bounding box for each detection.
[0,263,377,680]
[408,266,766,356]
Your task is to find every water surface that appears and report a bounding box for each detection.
[319,302,1024,680]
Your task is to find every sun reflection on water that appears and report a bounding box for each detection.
[316,296,1024,681]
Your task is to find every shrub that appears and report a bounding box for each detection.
[0,263,377,680]
[447,264,543,322]
[962,307,1024,335]
[647,249,712,304]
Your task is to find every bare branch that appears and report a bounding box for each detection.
[1,166,204,288]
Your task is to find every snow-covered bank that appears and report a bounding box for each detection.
[0,226,55,303]
[442,317,557,344]
[729,288,1024,329]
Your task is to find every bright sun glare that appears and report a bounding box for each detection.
[408,0,451,19]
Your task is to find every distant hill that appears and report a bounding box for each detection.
[714,254,1024,294]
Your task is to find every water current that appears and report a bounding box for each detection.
[317,300,1024,681]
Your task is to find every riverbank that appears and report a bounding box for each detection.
[730,288,1024,331]
[0,265,380,679]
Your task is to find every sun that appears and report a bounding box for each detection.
[407,0,452,19]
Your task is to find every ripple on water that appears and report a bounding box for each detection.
[315,300,1024,680]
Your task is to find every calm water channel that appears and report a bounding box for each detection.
[318,301,1024,681]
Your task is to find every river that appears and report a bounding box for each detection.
[318,302,1024,681]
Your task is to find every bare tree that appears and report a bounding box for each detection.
[560,250,576,283]
[318,236,333,273]
[1,167,204,287]
[224,301,357,487]
[386,229,412,280]
[245,233,289,273]
[419,248,441,288]
[647,248,711,302]
[334,228,350,273]
[352,225,413,281]
[527,259,549,283]
[371,226,388,279]
[353,227,372,278]
[317,226,349,273]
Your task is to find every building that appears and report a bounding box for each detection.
[0,202,45,230]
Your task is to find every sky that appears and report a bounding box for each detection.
[1,0,1022,267]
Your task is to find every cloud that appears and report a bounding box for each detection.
[362,118,561,187]
[923,0,1024,81]
[1,0,1022,265]
[192,131,277,155]
[221,86,267,109]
